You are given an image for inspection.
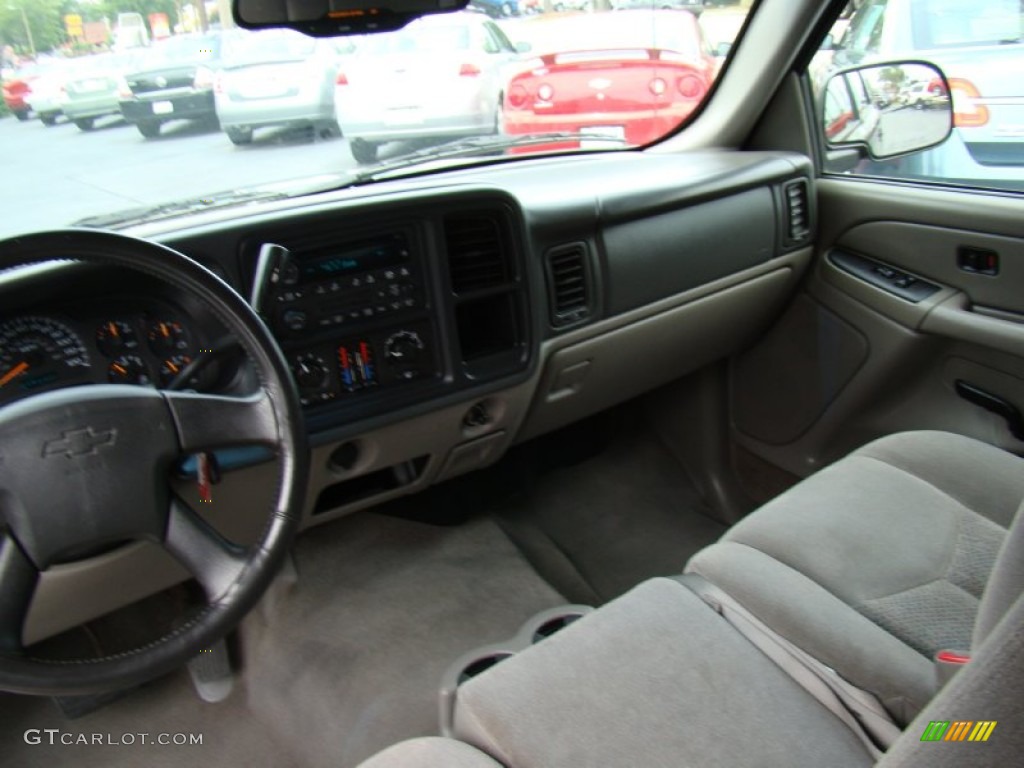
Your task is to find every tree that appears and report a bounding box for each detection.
[0,0,66,56]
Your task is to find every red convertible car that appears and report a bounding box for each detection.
[503,10,716,152]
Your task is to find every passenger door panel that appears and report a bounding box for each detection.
[731,179,1024,477]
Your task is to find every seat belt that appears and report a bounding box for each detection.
[677,574,902,759]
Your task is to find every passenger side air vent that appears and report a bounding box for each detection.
[546,243,591,328]
[444,214,509,295]
[443,207,527,376]
[783,180,811,245]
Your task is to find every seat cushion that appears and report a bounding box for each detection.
[453,578,874,768]
[686,430,1024,724]
[355,737,504,768]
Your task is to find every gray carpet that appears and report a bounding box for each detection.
[0,512,566,768]
[493,425,728,605]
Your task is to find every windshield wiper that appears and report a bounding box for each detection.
[71,187,295,229]
[351,132,629,183]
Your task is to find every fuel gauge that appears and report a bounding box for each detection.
[108,355,151,385]
[96,320,138,357]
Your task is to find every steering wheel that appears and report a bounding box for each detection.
[0,230,307,695]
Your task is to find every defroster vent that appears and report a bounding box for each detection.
[546,243,591,328]
[783,180,811,245]
[444,213,510,295]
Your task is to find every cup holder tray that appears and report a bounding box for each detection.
[439,603,593,735]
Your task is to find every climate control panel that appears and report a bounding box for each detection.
[288,322,436,407]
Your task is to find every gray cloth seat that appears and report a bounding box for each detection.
[686,430,1024,725]
[357,584,1024,768]
[353,430,1024,768]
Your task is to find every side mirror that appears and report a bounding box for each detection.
[822,61,952,160]
[820,33,835,51]
[233,0,470,36]
[515,41,532,54]
[714,42,732,58]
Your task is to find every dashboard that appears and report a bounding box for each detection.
[2,149,816,643]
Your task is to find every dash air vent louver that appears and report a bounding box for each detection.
[784,180,811,245]
[444,214,509,295]
[547,243,591,327]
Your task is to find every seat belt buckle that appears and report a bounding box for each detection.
[935,649,971,688]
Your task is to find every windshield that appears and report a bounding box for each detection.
[0,4,754,237]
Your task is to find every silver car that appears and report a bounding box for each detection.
[214,28,341,146]
[334,12,520,164]
[61,52,142,131]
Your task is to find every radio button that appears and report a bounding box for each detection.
[282,309,308,332]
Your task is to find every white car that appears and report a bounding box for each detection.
[23,59,72,126]
[333,12,520,163]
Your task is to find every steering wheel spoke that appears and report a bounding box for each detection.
[163,390,280,452]
[0,532,39,655]
[164,499,249,603]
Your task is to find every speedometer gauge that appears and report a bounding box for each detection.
[0,316,91,400]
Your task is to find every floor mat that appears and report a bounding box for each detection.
[492,423,728,605]
[0,513,565,768]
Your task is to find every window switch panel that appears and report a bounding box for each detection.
[828,250,941,303]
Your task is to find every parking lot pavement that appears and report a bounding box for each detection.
[0,114,356,239]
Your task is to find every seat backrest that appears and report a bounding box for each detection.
[876,501,1024,766]
[972,500,1024,649]
[876,590,1024,766]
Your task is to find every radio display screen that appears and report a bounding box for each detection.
[301,232,409,279]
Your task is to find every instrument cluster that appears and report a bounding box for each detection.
[0,306,211,406]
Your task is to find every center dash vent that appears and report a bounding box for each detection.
[546,243,591,328]
[783,180,811,245]
[444,213,509,295]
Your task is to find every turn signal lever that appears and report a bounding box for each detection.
[954,380,1024,441]
[250,242,293,317]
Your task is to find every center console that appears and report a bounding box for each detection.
[266,228,441,407]
[239,198,533,442]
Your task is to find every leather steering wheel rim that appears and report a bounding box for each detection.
[0,229,307,695]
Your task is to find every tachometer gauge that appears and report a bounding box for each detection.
[0,316,91,400]
[147,320,189,355]
[108,354,151,385]
[96,320,139,357]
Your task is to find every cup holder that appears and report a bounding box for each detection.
[457,652,515,685]
[439,604,593,736]
[532,613,584,643]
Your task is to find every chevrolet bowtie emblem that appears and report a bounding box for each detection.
[43,427,118,459]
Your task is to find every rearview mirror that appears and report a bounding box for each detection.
[233,0,469,36]
[821,61,952,160]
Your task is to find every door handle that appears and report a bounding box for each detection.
[954,380,1024,441]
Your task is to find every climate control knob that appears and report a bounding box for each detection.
[292,353,328,390]
[385,331,424,362]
